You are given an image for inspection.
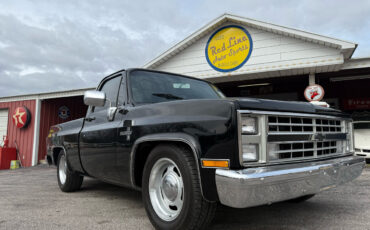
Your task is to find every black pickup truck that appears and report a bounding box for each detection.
[47,68,365,230]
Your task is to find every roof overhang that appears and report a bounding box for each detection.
[342,57,370,70]
[144,13,357,70]
[0,87,94,103]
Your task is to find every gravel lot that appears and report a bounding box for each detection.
[0,164,369,230]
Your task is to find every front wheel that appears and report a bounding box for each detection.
[142,144,216,230]
[57,151,83,192]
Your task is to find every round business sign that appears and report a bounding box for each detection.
[205,25,253,72]
[58,106,70,119]
[12,106,31,129]
[304,84,325,102]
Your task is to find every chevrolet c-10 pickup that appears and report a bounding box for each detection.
[47,68,365,230]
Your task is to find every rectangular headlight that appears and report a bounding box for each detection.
[241,117,257,134]
[242,144,258,162]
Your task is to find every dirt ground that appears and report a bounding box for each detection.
[0,164,369,230]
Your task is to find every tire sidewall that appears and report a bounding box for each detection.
[57,152,68,190]
[56,151,83,192]
[142,145,198,230]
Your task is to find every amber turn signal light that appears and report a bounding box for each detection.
[202,160,229,168]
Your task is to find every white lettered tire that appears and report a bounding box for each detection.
[142,144,216,230]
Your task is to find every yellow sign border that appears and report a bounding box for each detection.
[205,25,253,72]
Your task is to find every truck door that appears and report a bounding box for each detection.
[79,74,123,182]
[113,75,133,185]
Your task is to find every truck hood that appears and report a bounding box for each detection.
[229,98,347,117]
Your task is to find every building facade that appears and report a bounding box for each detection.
[145,14,370,118]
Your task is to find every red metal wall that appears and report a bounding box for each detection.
[0,100,36,167]
[38,96,87,162]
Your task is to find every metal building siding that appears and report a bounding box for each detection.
[38,96,87,162]
[0,100,36,167]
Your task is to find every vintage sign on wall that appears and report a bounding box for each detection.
[343,98,370,110]
[58,106,70,120]
[304,84,325,102]
[12,106,31,129]
[205,25,253,72]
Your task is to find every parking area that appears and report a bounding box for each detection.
[0,164,369,230]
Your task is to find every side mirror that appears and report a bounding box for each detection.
[84,90,106,107]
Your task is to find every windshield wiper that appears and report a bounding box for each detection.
[152,93,183,100]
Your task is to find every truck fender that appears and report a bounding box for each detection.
[129,133,208,199]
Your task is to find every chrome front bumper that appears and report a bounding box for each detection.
[215,156,365,208]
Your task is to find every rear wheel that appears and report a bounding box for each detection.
[57,151,83,192]
[142,144,216,230]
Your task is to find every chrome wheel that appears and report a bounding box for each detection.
[149,158,184,221]
[58,154,67,185]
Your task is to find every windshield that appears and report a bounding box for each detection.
[129,70,225,105]
[353,122,370,130]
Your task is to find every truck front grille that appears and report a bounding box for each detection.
[268,116,342,134]
[267,115,346,162]
[269,140,341,161]
[237,110,352,166]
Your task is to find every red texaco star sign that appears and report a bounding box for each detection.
[304,84,325,102]
[12,106,31,129]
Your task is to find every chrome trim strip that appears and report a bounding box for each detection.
[267,153,345,163]
[268,132,315,135]
[240,152,354,167]
[267,133,347,142]
[215,156,365,208]
[267,134,312,142]
[238,110,352,120]
[269,122,341,127]
[237,111,243,165]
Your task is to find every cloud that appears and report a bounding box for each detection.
[0,0,369,97]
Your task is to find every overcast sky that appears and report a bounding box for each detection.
[0,0,369,97]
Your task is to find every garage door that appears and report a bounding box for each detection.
[0,109,9,143]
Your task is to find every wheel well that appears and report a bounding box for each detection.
[46,155,53,165]
[133,141,195,188]
[52,147,63,165]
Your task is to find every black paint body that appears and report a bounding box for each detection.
[47,68,348,201]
